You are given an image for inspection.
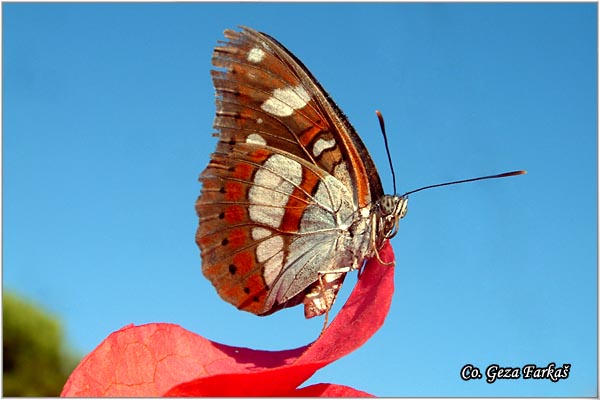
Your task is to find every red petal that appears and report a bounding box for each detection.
[293,383,375,397]
[61,323,307,397]
[62,242,395,397]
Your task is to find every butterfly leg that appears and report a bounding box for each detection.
[319,273,330,336]
[370,214,395,266]
[315,271,343,336]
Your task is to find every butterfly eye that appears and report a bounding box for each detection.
[379,196,391,215]
[379,195,403,217]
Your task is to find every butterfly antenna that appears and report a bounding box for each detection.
[376,110,397,194]
[402,170,527,197]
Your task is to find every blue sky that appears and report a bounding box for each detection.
[3,3,597,397]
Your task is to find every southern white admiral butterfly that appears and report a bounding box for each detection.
[195,26,524,320]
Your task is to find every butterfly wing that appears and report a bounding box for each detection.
[196,27,383,317]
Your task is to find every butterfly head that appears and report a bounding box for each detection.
[377,194,408,241]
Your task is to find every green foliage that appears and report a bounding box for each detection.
[3,291,80,396]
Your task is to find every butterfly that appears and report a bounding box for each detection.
[195,26,407,320]
[195,26,524,320]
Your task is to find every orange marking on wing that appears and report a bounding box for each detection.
[224,205,245,224]
[232,149,270,181]
[299,125,326,147]
[228,228,247,248]
[232,251,255,275]
[224,181,245,201]
[237,273,269,313]
[279,170,320,232]
[232,163,254,180]
[249,148,271,161]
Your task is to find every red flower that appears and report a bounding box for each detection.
[61,242,395,397]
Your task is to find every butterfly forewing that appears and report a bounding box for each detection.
[212,27,383,203]
[196,27,384,317]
